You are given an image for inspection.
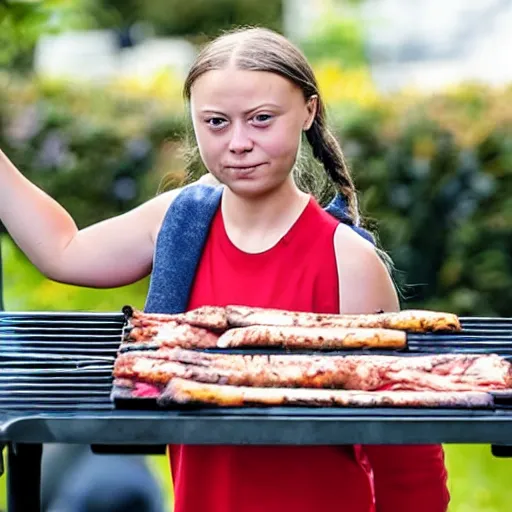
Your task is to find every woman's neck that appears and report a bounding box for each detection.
[221,177,310,254]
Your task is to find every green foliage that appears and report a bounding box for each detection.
[301,12,368,68]
[444,445,512,511]
[0,0,93,70]
[0,76,188,230]
[332,85,512,316]
[90,0,283,39]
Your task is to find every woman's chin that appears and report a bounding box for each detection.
[224,179,275,199]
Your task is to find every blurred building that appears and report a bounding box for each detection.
[34,30,196,84]
[285,0,512,92]
[362,0,512,92]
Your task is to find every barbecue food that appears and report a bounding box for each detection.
[123,305,228,332]
[115,351,338,388]
[113,305,478,410]
[112,378,162,398]
[123,323,404,351]
[159,378,494,409]
[217,326,406,350]
[115,354,189,385]
[122,304,461,336]
[123,322,219,348]
[226,306,461,333]
[113,349,512,392]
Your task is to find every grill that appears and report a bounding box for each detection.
[3,305,512,510]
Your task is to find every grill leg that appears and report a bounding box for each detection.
[7,443,43,512]
[491,444,512,458]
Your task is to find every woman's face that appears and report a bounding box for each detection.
[190,68,316,198]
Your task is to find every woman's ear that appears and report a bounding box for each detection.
[304,95,318,131]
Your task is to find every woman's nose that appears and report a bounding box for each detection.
[228,124,253,154]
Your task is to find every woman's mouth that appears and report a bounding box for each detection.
[225,164,264,177]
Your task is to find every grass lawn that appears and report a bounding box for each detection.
[1,236,512,510]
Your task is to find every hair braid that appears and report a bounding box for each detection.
[305,98,360,225]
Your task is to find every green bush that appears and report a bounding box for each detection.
[334,85,512,316]
[0,75,188,230]
[91,0,283,39]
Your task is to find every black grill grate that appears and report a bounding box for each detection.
[408,318,512,355]
[1,313,512,413]
[0,311,123,411]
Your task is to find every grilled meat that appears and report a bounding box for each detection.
[226,306,461,333]
[123,305,461,336]
[114,349,512,392]
[159,378,494,408]
[124,305,228,332]
[123,322,219,348]
[217,325,406,350]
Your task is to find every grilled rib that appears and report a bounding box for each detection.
[113,349,512,392]
[123,322,219,348]
[159,378,494,408]
[216,325,406,349]
[124,305,228,331]
[226,306,461,333]
[122,305,461,335]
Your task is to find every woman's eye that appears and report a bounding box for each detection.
[206,118,227,129]
[252,114,273,125]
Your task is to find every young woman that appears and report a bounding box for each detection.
[0,27,449,512]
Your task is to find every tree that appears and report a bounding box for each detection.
[0,0,91,71]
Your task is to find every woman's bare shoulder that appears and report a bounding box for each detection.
[333,223,400,314]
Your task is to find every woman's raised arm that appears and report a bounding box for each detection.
[0,149,183,288]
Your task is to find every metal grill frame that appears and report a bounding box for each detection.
[3,311,512,509]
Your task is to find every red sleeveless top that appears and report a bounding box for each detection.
[169,197,449,512]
